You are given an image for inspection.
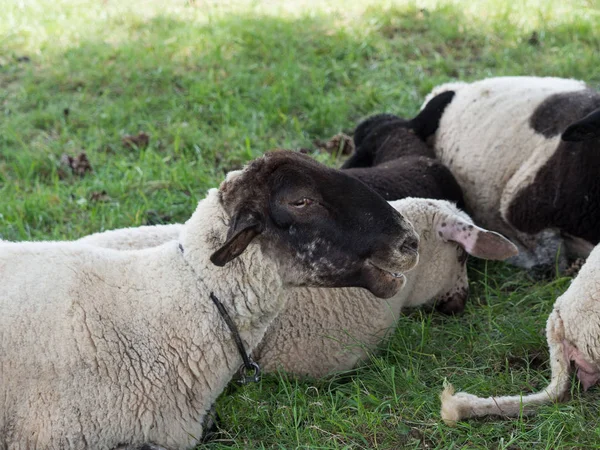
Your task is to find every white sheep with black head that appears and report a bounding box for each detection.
[79,198,518,378]
[424,76,600,270]
[254,198,517,377]
[1,150,419,450]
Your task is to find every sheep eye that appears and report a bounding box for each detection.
[290,198,313,208]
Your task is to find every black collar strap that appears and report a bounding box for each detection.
[178,243,260,385]
[209,292,261,384]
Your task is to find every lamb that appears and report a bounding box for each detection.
[423,76,600,270]
[78,198,518,378]
[340,91,465,208]
[441,243,600,424]
[1,150,420,450]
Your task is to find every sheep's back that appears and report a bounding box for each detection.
[255,285,392,377]
[0,241,213,449]
[431,76,587,228]
[345,156,464,206]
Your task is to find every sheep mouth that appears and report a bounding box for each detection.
[372,264,406,280]
[361,261,407,299]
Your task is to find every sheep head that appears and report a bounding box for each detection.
[389,198,518,314]
[211,150,420,299]
[342,91,455,169]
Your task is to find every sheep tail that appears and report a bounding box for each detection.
[441,310,572,425]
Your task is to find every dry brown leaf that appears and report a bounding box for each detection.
[122,132,150,150]
[60,152,93,177]
[313,132,354,156]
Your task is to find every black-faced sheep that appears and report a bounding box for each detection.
[254,198,517,377]
[1,151,419,450]
[340,91,465,207]
[424,76,600,270]
[79,198,518,378]
[441,243,600,424]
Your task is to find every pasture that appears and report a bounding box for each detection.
[1,0,599,448]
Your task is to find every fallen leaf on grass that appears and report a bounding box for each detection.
[59,152,93,177]
[89,190,111,202]
[122,132,150,149]
[313,133,354,156]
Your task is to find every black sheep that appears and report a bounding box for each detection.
[342,91,465,208]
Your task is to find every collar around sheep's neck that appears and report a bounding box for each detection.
[178,243,261,385]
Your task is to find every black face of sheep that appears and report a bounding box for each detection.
[342,91,456,169]
[211,150,419,299]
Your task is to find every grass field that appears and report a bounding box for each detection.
[2,0,600,448]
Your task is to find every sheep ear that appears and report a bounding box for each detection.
[436,219,518,260]
[409,90,455,139]
[210,209,264,266]
[352,113,400,149]
[561,108,600,142]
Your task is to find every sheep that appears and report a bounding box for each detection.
[0,150,420,450]
[254,198,517,377]
[343,91,456,168]
[340,91,465,207]
[423,76,600,270]
[79,224,182,250]
[440,243,600,425]
[78,198,518,378]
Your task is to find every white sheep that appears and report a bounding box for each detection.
[1,151,420,450]
[424,76,600,270]
[79,198,518,378]
[441,243,600,424]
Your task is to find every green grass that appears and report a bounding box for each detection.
[2,0,600,448]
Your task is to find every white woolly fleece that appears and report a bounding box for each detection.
[423,76,588,266]
[79,199,479,378]
[1,189,286,449]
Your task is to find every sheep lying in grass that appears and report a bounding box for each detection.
[441,243,600,424]
[1,151,420,450]
[341,91,465,208]
[255,198,517,377]
[424,76,600,270]
[80,198,518,378]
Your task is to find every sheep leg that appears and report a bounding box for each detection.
[505,229,568,276]
[440,309,572,424]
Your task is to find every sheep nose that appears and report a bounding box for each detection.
[400,235,419,254]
